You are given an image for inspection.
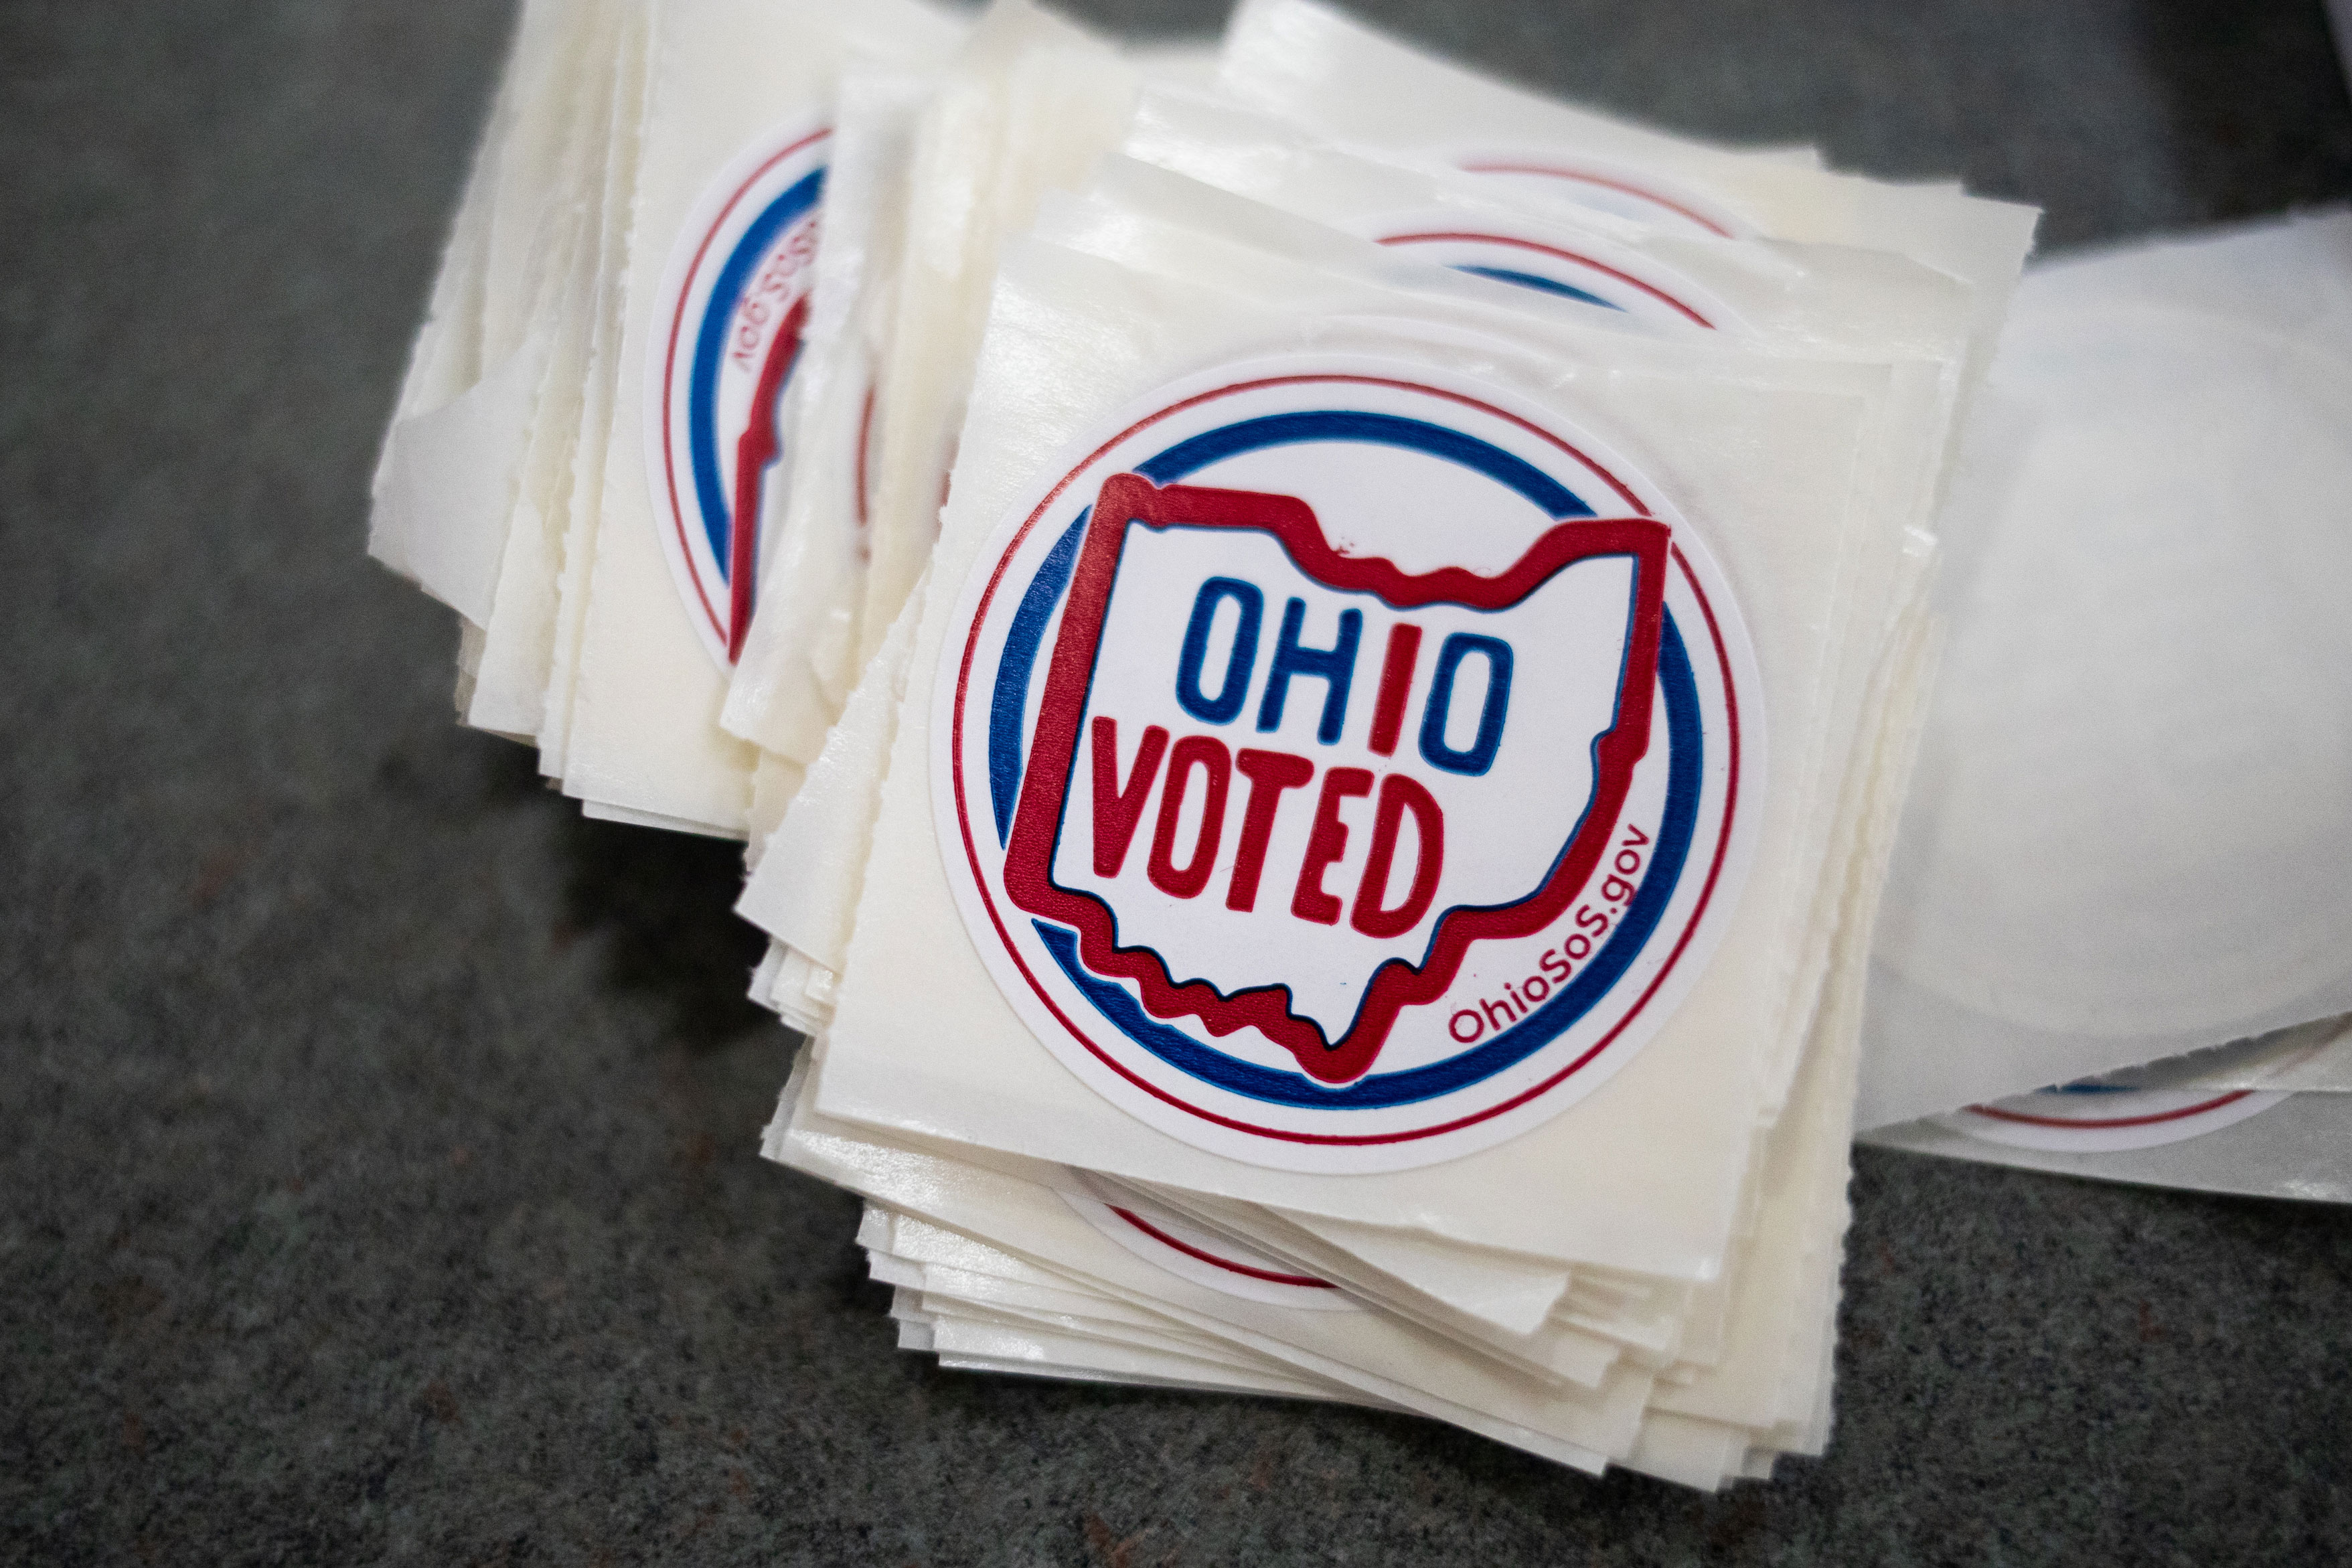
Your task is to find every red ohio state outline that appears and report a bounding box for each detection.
[999,473,1670,1087]
[726,291,809,661]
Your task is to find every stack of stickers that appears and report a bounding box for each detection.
[372,0,2060,1487]
[1856,207,2352,1202]
[371,0,961,835]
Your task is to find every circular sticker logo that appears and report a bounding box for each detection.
[936,358,1760,1173]
[647,119,828,666]
[1354,209,1730,332]
[1939,1083,2290,1153]
[1061,1180,1358,1311]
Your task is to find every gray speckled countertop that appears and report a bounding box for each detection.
[5,1,2351,1562]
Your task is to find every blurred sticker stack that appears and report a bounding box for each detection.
[1856,207,2352,1200]
[368,0,2075,1488]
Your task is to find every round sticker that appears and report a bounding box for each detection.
[1061,1179,1359,1311]
[936,357,1761,1172]
[1939,1083,2290,1153]
[646,119,828,666]
[1449,148,1753,241]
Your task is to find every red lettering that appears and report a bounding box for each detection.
[1367,623,1421,757]
[1090,718,1166,878]
[1225,749,1314,912]
[728,224,821,366]
[1539,947,1571,983]
[1291,767,1373,925]
[1350,774,1445,939]
[1147,735,1231,899]
[1622,822,1651,847]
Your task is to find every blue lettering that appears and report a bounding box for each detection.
[1174,577,1263,726]
[1255,598,1362,745]
[1419,633,1513,775]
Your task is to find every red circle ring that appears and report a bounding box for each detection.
[1107,1206,1335,1289]
[1962,1090,2256,1131]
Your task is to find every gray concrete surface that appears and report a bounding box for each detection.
[3,1,2350,1562]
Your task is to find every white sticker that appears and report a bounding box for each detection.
[1936,1083,2290,1153]
[645,117,828,666]
[933,356,1760,1172]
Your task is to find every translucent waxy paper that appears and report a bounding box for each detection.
[2105,1017,2352,1095]
[1860,211,2352,1129]
[737,570,927,971]
[372,0,628,630]
[466,0,641,740]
